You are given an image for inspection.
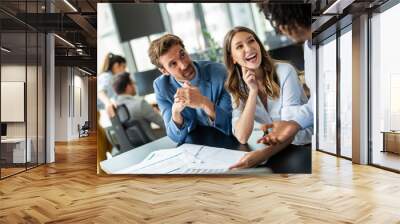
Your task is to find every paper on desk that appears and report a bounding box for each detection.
[115,148,184,174]
[115,144,246,174]
[179,144,246,167]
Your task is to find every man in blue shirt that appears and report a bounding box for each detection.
[149,34,232,142]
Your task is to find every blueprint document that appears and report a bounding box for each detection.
[115,144,247,174]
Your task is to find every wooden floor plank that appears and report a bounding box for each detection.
[0,134,400,223]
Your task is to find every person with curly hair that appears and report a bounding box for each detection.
[255,2,315,147]
[259,2,311,43]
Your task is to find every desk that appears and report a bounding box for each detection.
[100,126,311,174]
[1,138,32,164]
[381,131,400,154]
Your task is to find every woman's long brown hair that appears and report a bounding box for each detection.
[223,26,280,108]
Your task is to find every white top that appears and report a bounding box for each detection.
[289,41,315,129]
[97,71,117,110]
[232,62,312,145]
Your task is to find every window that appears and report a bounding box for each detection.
[97,4,124,72]
[166,3,205,53]
[130,34,166,72]
[202,3,231,47]
[130,37,153,72]
[229,3,255,30]
[370,2,400,171]
[317,37,337,154]
[339,28,352,158]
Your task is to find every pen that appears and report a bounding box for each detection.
[262,128,273,137]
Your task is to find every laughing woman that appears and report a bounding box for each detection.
[222,26,312,169]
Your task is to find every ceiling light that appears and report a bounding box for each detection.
[54,34,75,48]
[323,0,354,15]
[1,47,11,53]
[63,0,78,12]
[78,67,93,76]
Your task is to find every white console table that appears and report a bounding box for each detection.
[1,138,32,163]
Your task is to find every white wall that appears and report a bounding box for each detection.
[54,67,89,141]
[55,66,68,141]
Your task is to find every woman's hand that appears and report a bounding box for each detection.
[229,149,268,169]
[106,102,117,118]
[242,67,258,92]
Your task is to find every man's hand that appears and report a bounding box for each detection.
[229,149,268,169]
[177,81,216,120]
[176,82,206,108]
[172,94,186,127]
[257,120,301,145]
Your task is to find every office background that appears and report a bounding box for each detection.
[97,3,302,79]
[314,1,400,172]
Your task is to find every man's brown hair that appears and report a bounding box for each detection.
[148,34,185,68]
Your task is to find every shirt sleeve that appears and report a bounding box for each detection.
[280,64,314,129]
[291,97,314,129]
[97,73,110,93]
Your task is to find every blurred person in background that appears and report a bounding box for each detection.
[97,53,126,167]
[97,53,127,119]
[113,72,166,141]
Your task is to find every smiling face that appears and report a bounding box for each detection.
[230,31,262,71]
[158,44,196,82]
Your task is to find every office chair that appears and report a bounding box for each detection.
[107,104,152,155]
[78,121,90,138]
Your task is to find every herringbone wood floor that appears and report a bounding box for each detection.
[1,134,400,224]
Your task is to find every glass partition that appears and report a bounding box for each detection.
[0,1,46,179]
[339,28,352,158]
[370,3,400,171]
[317,36,337,154]
[1,31,28,177]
